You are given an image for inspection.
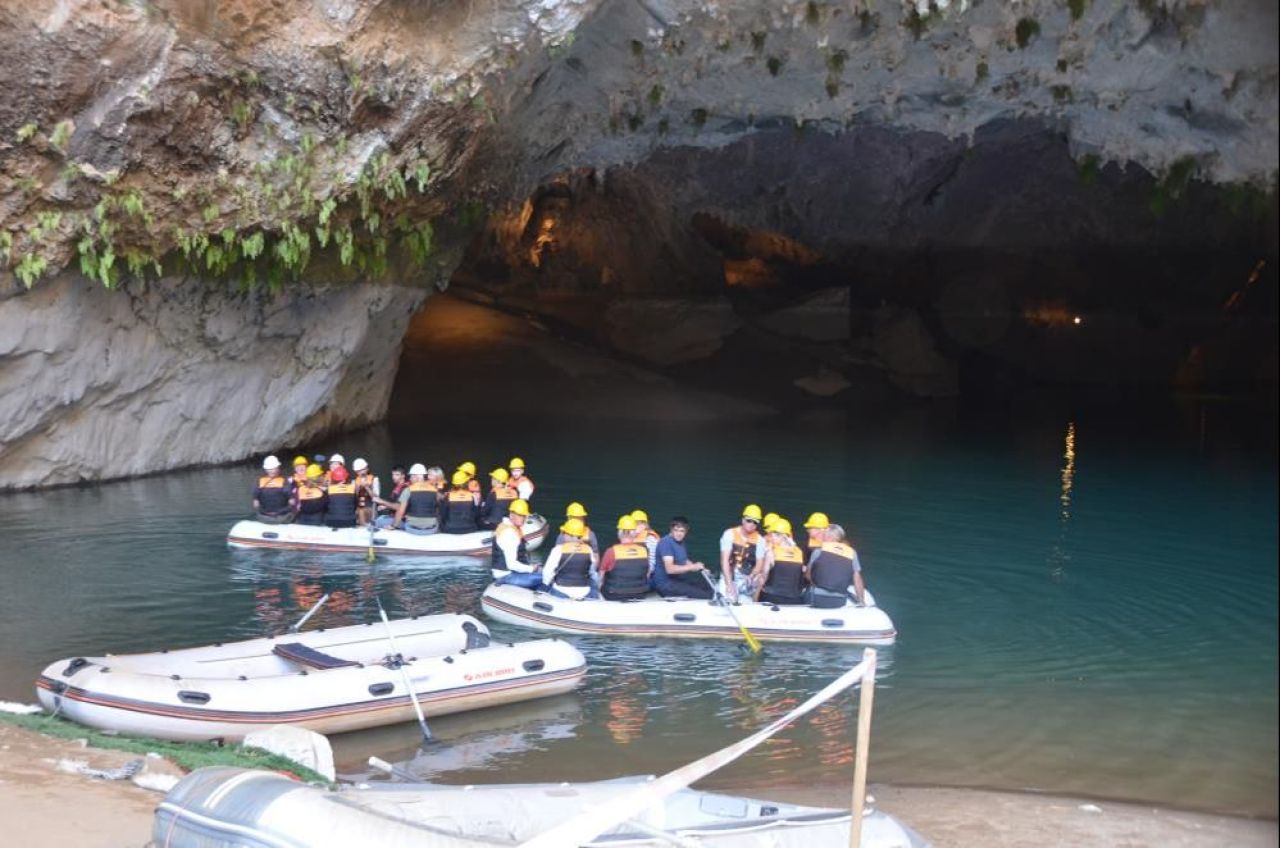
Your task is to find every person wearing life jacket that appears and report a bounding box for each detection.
[440,469,481,534]
[290,455,310,488]
[651,516,714,599]
[352,458,380,527]
[802,512,830,562]
[456,461,483,503]
[630,509,661,567]
[754,518,809,606]
[426,466,446,493]
[480,467,519,530]
[383,463,440,534]
[598,515,653,601]
[324,465,358,528]
[492,499,540,587]
[555,502,600,554]
[718,504,766,601]
[807,523,865,608]
[542,518,600,599]
[324,453,346,484]
[294,463,328,525]
[253,455,296,524]
[373,466,407,525]
[509,457,535,501]
[762,512,780,534]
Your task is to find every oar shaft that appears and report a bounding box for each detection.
[289,593,330,633]
[375,597,432,742]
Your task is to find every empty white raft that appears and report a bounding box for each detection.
[153,770,929,848]
[35,614,585,741]
[481,584,897,645]
[226,514,548,557]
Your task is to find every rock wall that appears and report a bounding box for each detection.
[0,276,423,490]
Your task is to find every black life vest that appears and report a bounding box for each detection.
[443,488,479,533]
[763,543,807,598]
[491,522,530,571]
[603,543,650,597]
[553,542,594,587]
[406,481,439,518]
[325,482,357,526]
[256,476,292,515]
[727,526,761,572]
[296,484,326,523]
[810,542,855,593]
[482,484,518,524]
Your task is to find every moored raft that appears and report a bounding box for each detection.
[35,613,585,741]
[154,769,929,848]
[226,513,548,556]
[481,583,897,645]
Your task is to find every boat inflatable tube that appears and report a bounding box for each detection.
[481,584,896,645]
[35,614,585,741]
[227,514,548,556]
[154,768,931,848]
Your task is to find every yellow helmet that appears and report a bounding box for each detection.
[630,509,649,524]
[763,511,780,532]
[804,512,830,530]
[566,501,588,518]
[616,514,637,531]
[742,504,763,522]
[305,463,324,479]
[458,461,477,477]
[560,518,586,537]
[509,498,531,517]
[509,456,526,469]
[773,518,794,536]
[490,467,510,483]
[292,455,308,468]
[451,469,469,486]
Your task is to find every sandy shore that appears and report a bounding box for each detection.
[3,722,1273,848]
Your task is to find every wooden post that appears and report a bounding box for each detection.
[849,647,877,848]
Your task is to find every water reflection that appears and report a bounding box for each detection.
[1049,421,1076,583]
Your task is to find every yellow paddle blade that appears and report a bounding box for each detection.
[740,624,763,653]
[366,546,376,564]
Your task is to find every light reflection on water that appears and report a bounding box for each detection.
[0,405,1275,816]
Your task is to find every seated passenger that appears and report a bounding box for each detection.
[373,466,408,525]
[479,467,518,530]
[290,455,310,488]
[598,515,652,601]
[754,518,808,606]
[556,502,600,554]
[457,461,483,502]
[294,464,327,525]
[386,463,439,534]
[440,470,480,534]
[802,512,830,562]
[542,518,599,599]
[808,523,865,608]
[352,458,380,527]
[324,466,358,528]
[492,499,541,588]
[630,509,661,567]
[651,516,714,600]
[253,455,296,524]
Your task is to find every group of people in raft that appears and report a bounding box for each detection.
[252,454,865,609]
[251,453,536,533]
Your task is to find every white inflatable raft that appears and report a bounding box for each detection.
[226,513,548,557]
[35,614,585,741]
[154,769,929,848]
[481,584,897,645]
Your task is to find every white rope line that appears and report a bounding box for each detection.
[519,648,876,848]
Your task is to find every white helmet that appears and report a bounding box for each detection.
[262,455,281,470]
[409,463,427,476]
[352,458,369,472]
[328,453,345,465]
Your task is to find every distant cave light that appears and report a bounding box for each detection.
[1023,303,1083,328]
[1072,316,1083,325]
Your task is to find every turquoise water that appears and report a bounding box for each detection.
[0,400,1275,816]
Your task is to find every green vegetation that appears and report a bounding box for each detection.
[1051,84,1073,104]
[690,107,708,129]
[14,253,48,287]
[766,56,784,77]
[1076,153,1101,186]
[825,75,840,99]
[1148,156,1198,217]
[1068,0,1088,21]
[49,120,74,153]
[647,84,664,107]
[16,122,37,142]
[904,8,935,40]
[750,31,767,53]
[0,712,331,785]
[826,49,848,74]
[1015,17,1041,48]
[805,1,822,26]
[976,61,989,82]
[630,39,644,57]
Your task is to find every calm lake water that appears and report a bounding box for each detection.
[1,398,1275,816]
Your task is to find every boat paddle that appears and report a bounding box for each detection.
[374,595,434,745]
[366,522,377,564]
[703,571,763,654]
[288,593,330,634]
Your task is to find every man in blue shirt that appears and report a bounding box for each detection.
[651,517,715,599]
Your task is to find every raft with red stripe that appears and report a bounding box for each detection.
[226,514,548,556]
[34,614,585,741]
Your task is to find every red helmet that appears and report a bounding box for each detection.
[330,466,349,483]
